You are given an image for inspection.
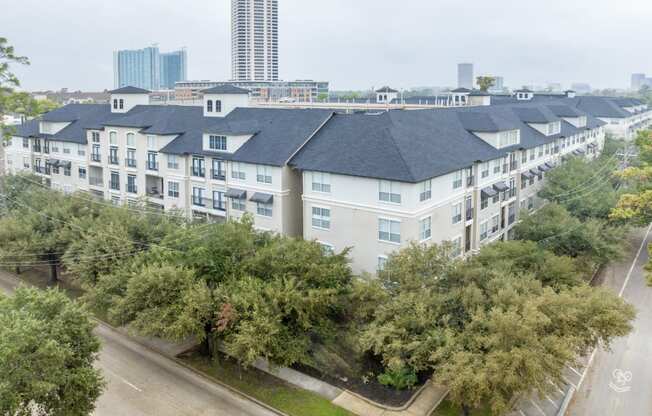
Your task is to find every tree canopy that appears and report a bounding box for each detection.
[0,287,104,416]
[476,76,495,92]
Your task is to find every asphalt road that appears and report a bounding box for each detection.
[569,226,652,416]
[0,271,278,416]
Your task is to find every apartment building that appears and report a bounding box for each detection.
[3,86,645,274]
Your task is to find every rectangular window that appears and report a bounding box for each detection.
[126,133,135,147]
[215,100,222,113]
[109,131,117,145]
[168,181,179,198]
[62,144,71,154]
[211,159,225,179]
[147,135,156,150]
[529,149,535,161]
[51,143,59,153]
[377,256,388,272]
[231,163,246,180]
[312,206,331,230]
[147,152,158,171]
[256,165,272,184]
[419,180,432,201]
[231,197,246,211]
[419,217,432,240]
[493,160,501,174]
[22,138,29,148]
[480,221,489,241]
[450,237,462,257]
[379,180,401,203]
[192,187,205,206]
[481,162,490,178]
[491,215,500,233]
[312,172,331,193]
[481,196,488,210]
[209,135,227,151]
[167,154,179,170]
[109,147,119,165]
[77,144,86,157]
[378,218,400,243]
[256,202,273,217]
[452,171,463,189]
[127,175,137,194]
[63,165,71,176]
[528,196,534,210]
[213,191,226,211]
[91,144,101,162]
[119,99,124,110]
[110,171,120,191]
[192,157,205,177]
[126,149,136,167]
[452,202,462,224]
[78,166,87,179]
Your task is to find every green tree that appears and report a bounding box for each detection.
[0,287,104,416]
[2,91,60,118]
[0,37,29,142]
[515,204,626,266]
[476,76,495,92]
[539,156,620,220]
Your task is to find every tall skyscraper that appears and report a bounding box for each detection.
[457,63,474,89]
[231,0,279,82]
[114,46,188,90]
[160,49,188,89]
[632,73,646,91]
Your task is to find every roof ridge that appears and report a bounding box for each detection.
[384,115,417,182]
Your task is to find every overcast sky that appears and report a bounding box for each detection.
[3,0,652,92]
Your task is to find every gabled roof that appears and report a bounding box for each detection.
[101,105,204,135]
[512,107,559,123]
[546,104,584,118]
[203,84,250,95]
[109,86,151,94]
[376,86,398,93]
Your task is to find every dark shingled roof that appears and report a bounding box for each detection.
[203,84,250,94]
[109,86,151,94]
[376,86,398,93]
[451,88,471,93]
[512,107,559,123]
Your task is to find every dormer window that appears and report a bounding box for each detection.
[113,99,118,110]
[207,100,213,112]
[119,99,124,110]
[209,135,227,151]
[498,130,520,147]
[546,121,561,136]
[215,100,222,113]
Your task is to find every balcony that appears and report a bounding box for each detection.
[146,161,159,171]
[109,181,120,191]
[191,167,206,178]
[108,156,119,166]
[91,153,101,163]
[89,177,103,186]
[211,169,226,181]
[125,159,137,168]
[146,187,164,200]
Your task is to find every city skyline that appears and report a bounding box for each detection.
[3,0,652,91]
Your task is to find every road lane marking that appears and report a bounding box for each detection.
[545,394,557,406]
[529,399,547,416]
[102,367,143,392]
[619,223,652,298]
[519,410,527,416]
[568,365,582,377]
[562,376,577,389]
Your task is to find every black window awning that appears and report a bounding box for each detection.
[46,159,60,166]
[481,187,498,198]
[522,171,535,180]
[545,162,555,169]
[538,164,550,172]
[250,192,273,204]
[572,149,581,155]
[493,181,509,192]
[530,169,540,176]
[577,148,586,154]
[225,188,247,199]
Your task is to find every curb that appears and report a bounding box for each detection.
[556,386,575,416]
[0,271,288,416]
[339,381,440,412]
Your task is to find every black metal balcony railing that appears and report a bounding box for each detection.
[34,166,51,175]
[109,181,120,191]
[33,145,42,153]
[192,167,205,177]
[91,153,101,162]
[211,169,226,180]
[125,158,137,168]
[127,184,137,194]
[146,161,159,171]
[89,177,103,186]
[43,146,50,154]
[108,156,119,165]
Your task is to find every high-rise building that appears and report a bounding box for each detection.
[457,63,474,89]
[632,73,647,91]
[231,0,279,82]
[160,49,188,89]
[114,46,188,90]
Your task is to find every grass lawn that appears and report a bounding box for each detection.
[182,352,355,416]
[432,400,493,416]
